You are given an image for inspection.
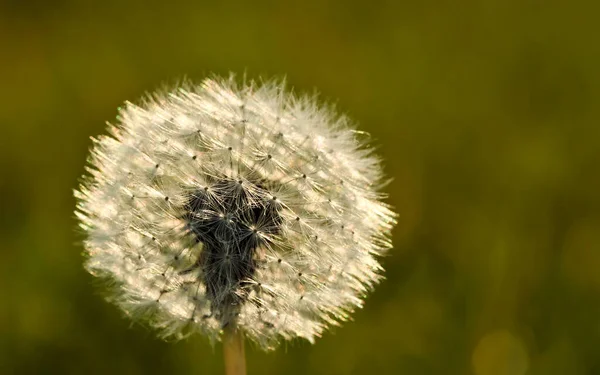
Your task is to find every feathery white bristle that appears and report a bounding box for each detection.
[75,75,397,350]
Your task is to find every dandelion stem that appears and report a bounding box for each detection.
[223,326,246,375]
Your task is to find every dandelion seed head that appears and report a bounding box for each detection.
[75,75,397,350]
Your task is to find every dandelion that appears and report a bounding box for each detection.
[75,75,396,374]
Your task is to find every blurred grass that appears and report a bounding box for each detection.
[1,0,600,374]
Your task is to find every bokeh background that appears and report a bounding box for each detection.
[1,1,600,374]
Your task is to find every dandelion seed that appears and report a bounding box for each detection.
[75,75,397,353]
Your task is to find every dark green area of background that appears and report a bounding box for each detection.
[1,1,599,374]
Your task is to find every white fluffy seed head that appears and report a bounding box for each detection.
[75,75,397,350]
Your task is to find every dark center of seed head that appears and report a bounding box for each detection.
[183,177,282,325]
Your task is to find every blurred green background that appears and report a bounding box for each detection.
[1,1,600,374]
